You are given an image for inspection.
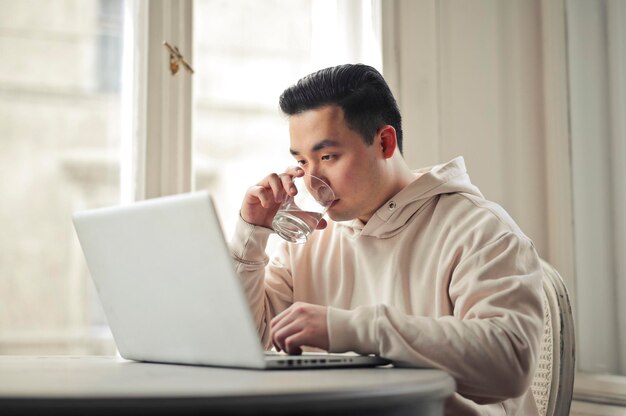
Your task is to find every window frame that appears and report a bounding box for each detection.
[124,0,193,203]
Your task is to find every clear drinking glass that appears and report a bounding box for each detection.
[271,175,335,244]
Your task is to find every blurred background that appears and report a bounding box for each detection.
[0,0,624,413]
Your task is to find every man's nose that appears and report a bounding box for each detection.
[307,166,325,183]
[313,174,329,187]
[305,173,333,202]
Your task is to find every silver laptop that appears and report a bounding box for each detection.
[72,191,389,370]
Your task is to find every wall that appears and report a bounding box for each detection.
[382,0,549,258]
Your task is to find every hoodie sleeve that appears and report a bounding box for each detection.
[230,216,294,349]
[326,232,544,403]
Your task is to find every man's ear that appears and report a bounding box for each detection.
[378,125,397,159]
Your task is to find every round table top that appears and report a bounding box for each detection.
[0,356,456,415]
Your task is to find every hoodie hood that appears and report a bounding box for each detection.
[338,156,483,239]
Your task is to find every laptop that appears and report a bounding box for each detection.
[72,191,389,370]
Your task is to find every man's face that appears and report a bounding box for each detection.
[288,105,388,223]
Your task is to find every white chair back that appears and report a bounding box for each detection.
[531,260,576,416]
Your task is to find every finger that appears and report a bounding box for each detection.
[247,185,274,208]
[270,309,294,346]
[284,333,305,355]
[285,166,305,178]
[265,174,287,203]
[271,324,286,353]
[273,319,305,353]
[270,316,288,352]
[270,305,302,351]
[271,302,299,328]
[278,173,297,197]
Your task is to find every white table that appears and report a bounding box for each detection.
[0,356,455,415]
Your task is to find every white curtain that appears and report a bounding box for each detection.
[567,0,626,375]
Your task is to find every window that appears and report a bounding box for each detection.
[0,0,123,354]
[0,0,381,354]
[192,0,382,239]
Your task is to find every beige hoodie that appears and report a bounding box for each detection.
[230,157,544,415]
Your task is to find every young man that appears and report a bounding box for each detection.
[230,64,544,415]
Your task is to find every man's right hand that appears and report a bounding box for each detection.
[240,166,304,229]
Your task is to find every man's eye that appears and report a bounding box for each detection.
[321,154,334,161]
[296,160,306,166]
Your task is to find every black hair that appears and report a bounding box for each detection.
[279,64,403,153]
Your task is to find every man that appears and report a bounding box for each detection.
[230,64,544,415]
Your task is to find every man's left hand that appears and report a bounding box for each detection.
[270,302,329,355]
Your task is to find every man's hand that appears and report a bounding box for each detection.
[270,302,330,355]
[240,166,304,229]
[240,167,327,230]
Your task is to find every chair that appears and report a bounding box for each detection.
[531,259,576,416]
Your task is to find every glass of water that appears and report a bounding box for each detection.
[271,175,335,244]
